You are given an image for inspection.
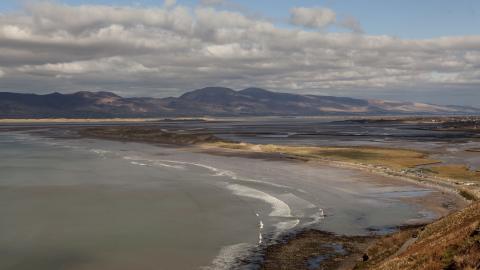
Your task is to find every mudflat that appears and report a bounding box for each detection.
[1,116,478,269]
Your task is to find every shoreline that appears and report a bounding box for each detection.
[190,143,477,269]
[0,118,160,123]
[2,126,477,269]
[196,143,468,217]
[196,143,479,202]
[70,126,476,269]
[0,117,219,123]
[52,124,472,216]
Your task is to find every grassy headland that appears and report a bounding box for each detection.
[355,201,480,269]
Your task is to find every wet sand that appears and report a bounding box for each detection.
[0,124,472,270]
[195,144,468,218]
[73,126,470,269]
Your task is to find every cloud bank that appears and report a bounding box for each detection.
[290,7,336,29]
[0,1,479,103]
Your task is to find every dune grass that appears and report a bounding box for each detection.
[206,142,480,188]
[429,164,480,183]
[206,142,438,170]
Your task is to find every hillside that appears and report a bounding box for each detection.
[1,87,478,118]
[356,201,480,270]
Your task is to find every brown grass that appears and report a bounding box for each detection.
[354,227,420,269]
[429,164,480,183]
[206,142,438,170]
[360,202,480,270]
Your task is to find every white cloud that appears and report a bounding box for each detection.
[200,0,225,6]
[19,57,158,75]
[0,2,479,102]
[164,0,176,8]
[290,7,336,29]
[338,16,364,33]
[1,25,32,39]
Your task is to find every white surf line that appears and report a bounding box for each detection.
[121,153,306,196]
[139,158,293,268]
[90,149,110,155]
[122,156,186,169]
[303,208,326,227]
[124,156,324,232]
[89,148,111,159]
[120,153,302,192]
[227,183,292,217]
[152,159,299,190]
[130,161,148,166]
[226,183,302,237]
[276,192,325,229]
[124,155,324,235]
[274,219,300,233]
[200,243,253,270]
[151,161,186,169]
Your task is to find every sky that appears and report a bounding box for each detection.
[0,0,479,106]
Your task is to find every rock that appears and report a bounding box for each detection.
[469,228,480,237]
[362,254,369,261]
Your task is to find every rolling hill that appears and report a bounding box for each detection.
[0,87,478,118]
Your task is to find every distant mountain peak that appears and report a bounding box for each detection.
[181,87,234,96]
[73,91,121,99]
[240,87,271,93]
[179,87,238,102]
[239,87,275,97]
[0,88,478,118]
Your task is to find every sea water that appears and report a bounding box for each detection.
[0,131,440,270]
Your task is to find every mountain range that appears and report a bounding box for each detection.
[0,87,478,118]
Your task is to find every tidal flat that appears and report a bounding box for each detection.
[0,116,478,269]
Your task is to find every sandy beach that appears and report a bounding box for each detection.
[0,122,476,269]
[61,125,474,267]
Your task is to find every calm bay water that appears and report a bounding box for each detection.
[0,131,443,270]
